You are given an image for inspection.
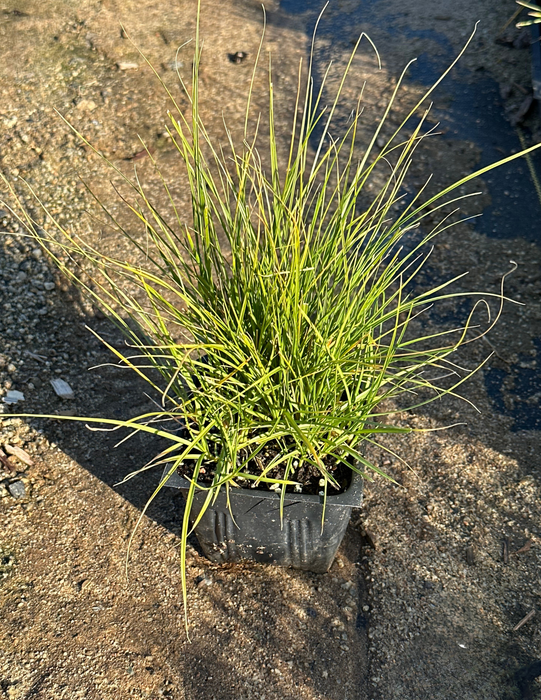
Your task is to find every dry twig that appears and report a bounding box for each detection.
[513,609,535,632]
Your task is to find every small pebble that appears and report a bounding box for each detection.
[4,444,33,467]
[228,51,248,64]
[50,378,74,399]
[196,575,213,588]
[8,481,25,499]
[3,390,24,404]
[117,61,139,71]
[76,99,97,112]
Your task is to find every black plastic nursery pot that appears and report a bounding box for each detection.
[164,469,363,573]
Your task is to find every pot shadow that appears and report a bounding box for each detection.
[175,520,368,700]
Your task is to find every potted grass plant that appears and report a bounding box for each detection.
[3,5,540,629]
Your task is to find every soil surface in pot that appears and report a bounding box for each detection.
[175,441,354,496]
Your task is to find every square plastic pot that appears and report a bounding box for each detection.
[163,468,363,573]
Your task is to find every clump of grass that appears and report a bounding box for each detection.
[3,5,540,630]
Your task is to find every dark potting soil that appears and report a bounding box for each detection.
[175,443,353,496]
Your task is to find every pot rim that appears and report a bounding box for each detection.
[163,466,363,508]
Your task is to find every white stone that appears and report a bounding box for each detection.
[117,61,139,71]
[2,390,24,404]
[50,378,74,399]
[76,98,97,112]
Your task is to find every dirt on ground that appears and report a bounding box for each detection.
[0,0,541,699]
